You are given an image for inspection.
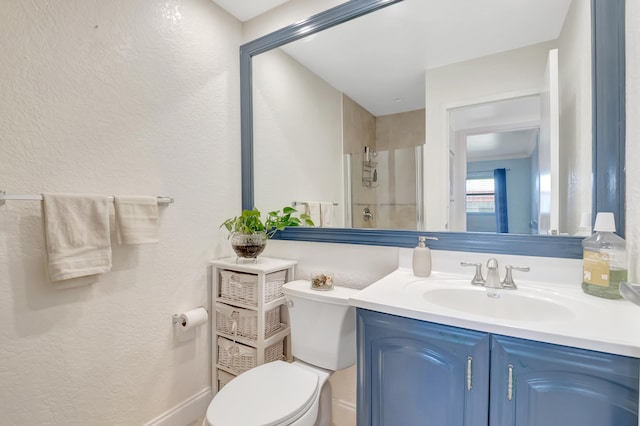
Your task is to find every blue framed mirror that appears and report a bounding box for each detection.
[240,0,624,258]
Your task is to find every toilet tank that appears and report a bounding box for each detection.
[282,280,359,371]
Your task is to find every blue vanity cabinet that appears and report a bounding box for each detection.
[357,309,640,426]
[489,335,640,426]
[357,309,490,426]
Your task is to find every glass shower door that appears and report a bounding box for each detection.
[346,145,423,230]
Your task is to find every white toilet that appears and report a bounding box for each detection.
[205,280,359,426]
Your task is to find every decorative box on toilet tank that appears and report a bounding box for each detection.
[210,257,296,393]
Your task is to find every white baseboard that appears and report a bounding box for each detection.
[144,387,212,426]
[144,388,353,426]
[332,398,356,426]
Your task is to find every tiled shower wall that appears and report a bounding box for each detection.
[343,96,424,229]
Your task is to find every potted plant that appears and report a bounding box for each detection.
[220,207,314,260]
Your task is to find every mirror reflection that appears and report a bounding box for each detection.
[253,0,591,236]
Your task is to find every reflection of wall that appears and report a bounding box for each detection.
[538,49,559,235]
[530,144,540,233]
[558,0,592,234]
[343,96,376,228]
[343,95,375,154]
[425,41,557,231]
[467,158,534,234]
[254,49,345,226]
[344,103,424,230]
[449,133,468,232]
[376,109,425,151]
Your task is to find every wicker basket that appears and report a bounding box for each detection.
[216,302,282,341]
[220,270,287,306]
[217,369,236,391]
[217,336,284,375]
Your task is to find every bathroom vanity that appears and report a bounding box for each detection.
[350,251,640,426]
[357,310,638,426]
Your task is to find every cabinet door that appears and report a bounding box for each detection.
[490,335,639,426]
[357,309,490,426]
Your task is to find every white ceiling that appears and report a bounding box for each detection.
[212,0,292,22]
[451,95,541,162]
[449,95,542,133]
[466,129,539,162]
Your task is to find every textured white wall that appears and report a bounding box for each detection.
[0,0,241,424]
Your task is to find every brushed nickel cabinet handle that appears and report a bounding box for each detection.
[507,364,514,401]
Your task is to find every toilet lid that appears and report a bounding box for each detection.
[207,361,319,426]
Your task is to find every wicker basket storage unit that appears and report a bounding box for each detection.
[217,369,236,391]
[217,336,285,375]
[219,269,287,306]
[216,302,282,341]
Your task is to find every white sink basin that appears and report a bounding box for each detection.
[423,286,576,322]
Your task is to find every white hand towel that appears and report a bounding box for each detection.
[320,202,334,227]
[114,195,159,244]
[42,193,112,282]
[304,202,321,227]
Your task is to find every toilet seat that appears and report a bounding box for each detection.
[206,361,319,426]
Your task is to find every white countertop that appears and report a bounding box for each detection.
[349,267,640,358]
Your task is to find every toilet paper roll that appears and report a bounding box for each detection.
[178,307,208,331]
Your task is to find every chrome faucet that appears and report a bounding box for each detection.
[461,259,530,289]
[484,258,502,288]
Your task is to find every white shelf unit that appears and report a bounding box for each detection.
[210,257,297,394]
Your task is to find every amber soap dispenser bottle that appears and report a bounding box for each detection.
[582,212,627,299]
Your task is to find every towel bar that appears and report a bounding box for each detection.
[291,201,338,206]
[0,190,174,207]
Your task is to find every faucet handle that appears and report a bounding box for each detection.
[502,265,530,289]
[461,262,485,286]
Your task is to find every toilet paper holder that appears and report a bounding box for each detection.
[172,306,208,327]
[172,314,185,326]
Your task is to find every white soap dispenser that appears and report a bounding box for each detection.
[412,236,433,277]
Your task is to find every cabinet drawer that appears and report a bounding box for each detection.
[216,302,283,341]
[220,269,286,306]
[217,336,285,375]
[217,369,236,391]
